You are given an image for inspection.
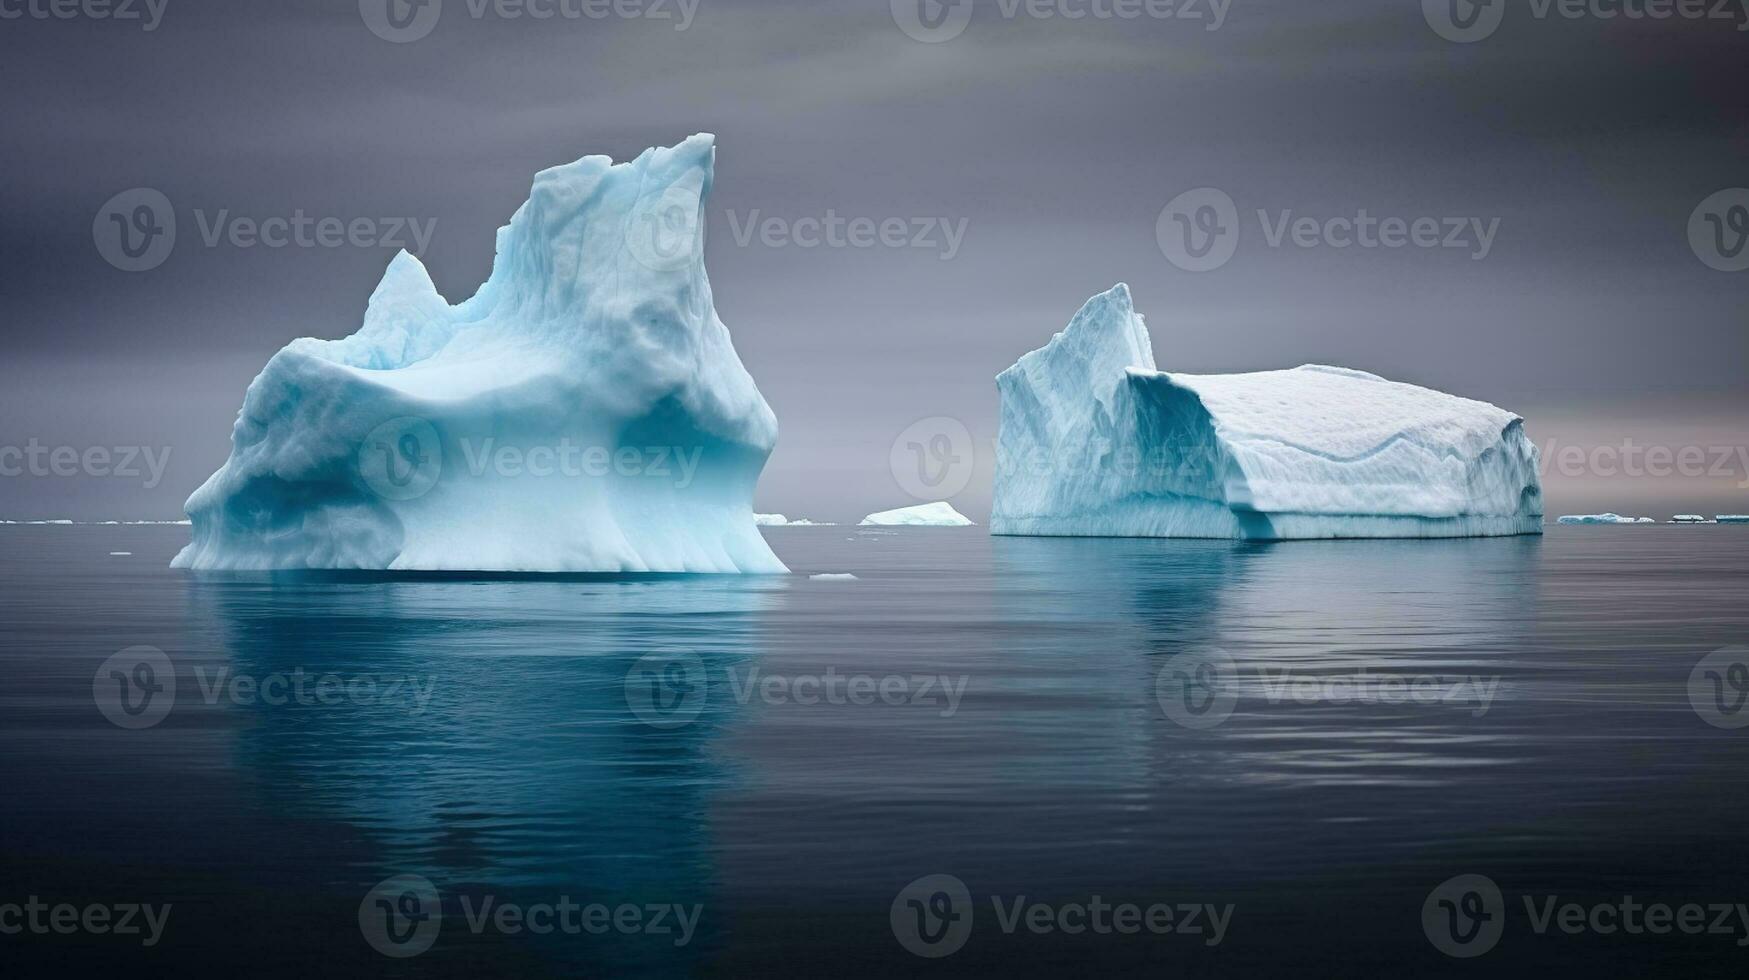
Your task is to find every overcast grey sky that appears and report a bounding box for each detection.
[1,0,1745,521]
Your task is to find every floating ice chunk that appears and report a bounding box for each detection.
[809,573,858,581]
[172,135,786,573]
[991,284,1543,540]
[756,514,834,526]
[1670,515,1715,524]
[860,502,976,526]
[1557,514,1655,525]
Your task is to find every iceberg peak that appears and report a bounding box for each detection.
[174,136,784,573]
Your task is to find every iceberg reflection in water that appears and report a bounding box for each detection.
[5,525,1749,975]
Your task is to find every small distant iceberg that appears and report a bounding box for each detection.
[755,514,834,527]
[860,502,975,527]
[1556,514,1655,525]
[809,572,858,581]
[1717,515,1749,524]
[1670,515,1717,524]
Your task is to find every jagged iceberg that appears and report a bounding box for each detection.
[1556,514,1654,525]
[860,502,975,526]
[174,135,787,573]
[991,285,1543,540]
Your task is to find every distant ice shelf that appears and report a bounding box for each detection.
[1556,514,1655,525]
[990,284,1543,541]
[755,514,835,527]
[859,502,976,526]
[1715,516,1749,524]
[1670,515,1716,524]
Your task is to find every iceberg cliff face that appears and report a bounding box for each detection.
[992,285,1543,540]
[175,135,787,572]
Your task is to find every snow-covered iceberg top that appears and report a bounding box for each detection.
[1556,514,1654,525]
[174,135,786,573]
[860,502,975,526]
[991,284,1543,540]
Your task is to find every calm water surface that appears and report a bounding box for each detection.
[2,525,1748,977]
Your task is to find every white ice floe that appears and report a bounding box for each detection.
[859,502,976,526]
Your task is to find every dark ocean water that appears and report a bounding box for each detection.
[3,524,1749,977]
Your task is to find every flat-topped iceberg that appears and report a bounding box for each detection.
[992,285,1543,540]
[1557,514,1654,525]
[860,502,975,526]
[1719,515,1749,524]
[175,135,786,573]
[755,514,832,527]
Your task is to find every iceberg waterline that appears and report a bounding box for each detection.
[174,135,786,573]
[991,284,1544,540]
